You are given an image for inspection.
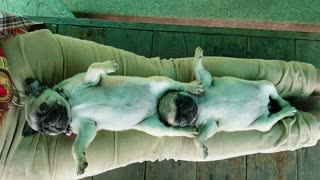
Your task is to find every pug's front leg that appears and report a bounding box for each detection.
[249,106,297,132]
[72,119,97,176]
[149,76,204,95]
[133,115,199,137]
[84,60,118,86]
[194,120,218,159]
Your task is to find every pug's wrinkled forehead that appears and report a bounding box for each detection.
[24,78,49,130]
[158,91,198,127]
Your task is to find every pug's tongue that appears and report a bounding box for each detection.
[66,130,72,136]
[65,127,73,136]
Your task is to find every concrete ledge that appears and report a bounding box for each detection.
[75,13,320,33]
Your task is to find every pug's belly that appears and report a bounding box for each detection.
[71,102,156,131]
[200,102,269,131]
[198,77,271,131]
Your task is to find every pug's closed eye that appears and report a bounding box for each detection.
[40,103,50,113]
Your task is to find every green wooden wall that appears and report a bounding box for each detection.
[32,17,320,180]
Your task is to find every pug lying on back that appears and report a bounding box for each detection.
[158,47,297,159]
[24,59,204,175]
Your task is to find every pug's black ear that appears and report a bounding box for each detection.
[22,122,39,137]
[25,78,48,96]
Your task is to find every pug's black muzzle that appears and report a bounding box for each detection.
[37,103,70,135]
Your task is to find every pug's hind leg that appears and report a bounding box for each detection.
[193,47,212,90]
[249,106,297,132]
[195,120,218,159]
[133,115,199,138]
[84,60,118,86]
[72,119,97,175]
[259,80,291,108]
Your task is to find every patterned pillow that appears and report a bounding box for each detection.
[0,57,12,126]
[0,11,38,125]
[0,10,42,38]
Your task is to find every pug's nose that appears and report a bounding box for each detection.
[43,121,50,127]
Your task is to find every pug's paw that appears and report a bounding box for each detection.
[178,126,199,137]
[194,139,209,159]
[194,47,203,59]
[186,82,204,95]
[202,144,208,159]
[281,106,297,117]
[193,47,204,68]
[194,138,209,159]
[102,60,118,73]
[77,161,88,176]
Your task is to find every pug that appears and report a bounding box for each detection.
[24,60,204,175]
[158,47,297,159]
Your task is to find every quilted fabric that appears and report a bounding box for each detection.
[0,10,42,38]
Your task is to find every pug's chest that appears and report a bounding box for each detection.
[68,87,157,131]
